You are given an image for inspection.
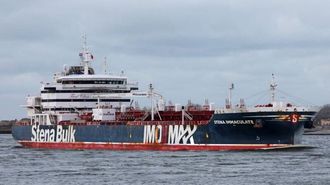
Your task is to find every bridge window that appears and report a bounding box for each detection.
[62,80,124,85]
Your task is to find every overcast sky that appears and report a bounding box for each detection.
[1,0,330,119]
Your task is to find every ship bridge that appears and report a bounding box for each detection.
[30,36,139,114]
[64,66,95,75]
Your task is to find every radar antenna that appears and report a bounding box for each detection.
[103,57,108,74]
[79,34,94,75]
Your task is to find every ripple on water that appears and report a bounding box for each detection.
[1,135,330,185]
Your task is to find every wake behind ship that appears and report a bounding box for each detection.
[12,38,317,150]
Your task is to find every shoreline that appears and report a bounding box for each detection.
[0,120,15,134]
[304,127,330,135]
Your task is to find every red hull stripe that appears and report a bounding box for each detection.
[18,141,291,151]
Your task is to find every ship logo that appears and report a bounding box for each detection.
[143,125,162,144]
[277,114,300,123]
[31,125,76,142]
[143,125,197,145]
[168,125,197,145]
[290,114,300,123]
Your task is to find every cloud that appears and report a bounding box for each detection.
[1,0,330,119]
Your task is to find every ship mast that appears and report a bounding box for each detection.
[149,84,154,121]
[228,83,234,109]
[80,34,94,75]
[270,74,277,102]
[103,56,108,74]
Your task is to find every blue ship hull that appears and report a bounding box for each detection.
[12,111,314,150]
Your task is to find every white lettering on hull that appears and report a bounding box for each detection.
[143,125,162,144]
[143,125,197,145]
[31,125,76,142]
[214,120,254,124]
[168,125,197,144]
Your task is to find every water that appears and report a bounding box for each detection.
[0,135,329,185]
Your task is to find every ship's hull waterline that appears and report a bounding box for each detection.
[12,111,313,151]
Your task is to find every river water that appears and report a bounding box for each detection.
[0,134,329,185]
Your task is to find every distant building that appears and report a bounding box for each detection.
[320,119,330,126]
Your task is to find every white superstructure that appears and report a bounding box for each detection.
[26,37,138,116]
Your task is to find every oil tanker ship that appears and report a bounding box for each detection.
[12,39,316,150]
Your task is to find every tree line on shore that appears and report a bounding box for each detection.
[313,104,330,126]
